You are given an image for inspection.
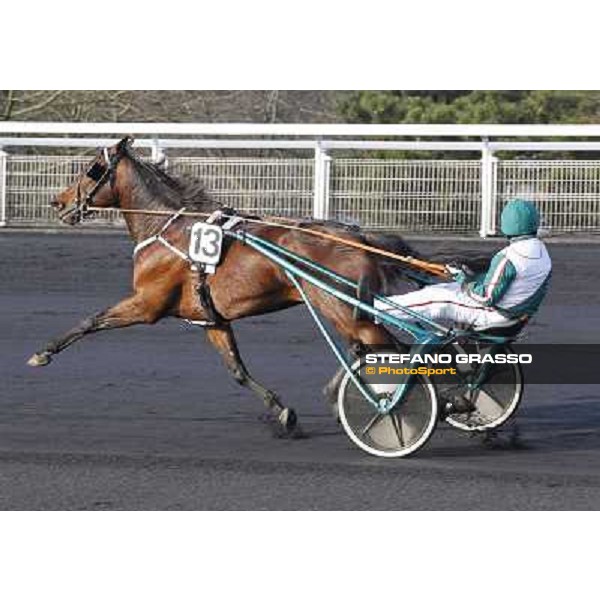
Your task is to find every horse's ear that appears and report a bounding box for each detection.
[116,136,134,154]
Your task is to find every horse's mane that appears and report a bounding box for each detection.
[124,146,223,213]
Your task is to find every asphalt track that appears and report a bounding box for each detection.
[2,231,600,510]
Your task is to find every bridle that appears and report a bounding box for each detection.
[59,146,124,224]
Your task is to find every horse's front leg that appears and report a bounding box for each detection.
[27,295,160,367]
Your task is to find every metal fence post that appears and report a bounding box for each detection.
[0,149,7,227]
[489,153,499,235]
[480,139,496,237]
[151,138,166,165]
[313,142,331,220]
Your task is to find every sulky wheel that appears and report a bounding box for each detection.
[440,343,524,432]
[337,358,438,458]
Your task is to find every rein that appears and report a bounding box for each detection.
[87,205,449,278]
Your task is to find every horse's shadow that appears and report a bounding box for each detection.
[265,393,600,462]
[427,396,600,458]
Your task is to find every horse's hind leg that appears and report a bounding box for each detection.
[322,341,366,418]
[322,318,399,418]
[204,325,300,436]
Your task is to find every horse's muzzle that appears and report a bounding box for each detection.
[55,203,83,226]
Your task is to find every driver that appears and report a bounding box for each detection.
[374,198,552,330]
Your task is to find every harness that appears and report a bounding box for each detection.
[132,208,244,328]
[132,208,244,264]
[59,147,123,225]
[133,208,190,263]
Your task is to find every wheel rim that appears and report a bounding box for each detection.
[338,362,438,458]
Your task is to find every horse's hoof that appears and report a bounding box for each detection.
[278,407,298,432]
[275,408,306,439]
[27,353,52,367]
[261,408,306,439]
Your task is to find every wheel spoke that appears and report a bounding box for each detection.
[390,414,405,447]
[361,413,382,436]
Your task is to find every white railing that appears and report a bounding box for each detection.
[2,122,600,235]
[495,161,600,232]
[170,157,314,218]
[329,159,481,232]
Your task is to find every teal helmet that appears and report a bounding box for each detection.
[500,199,540,237]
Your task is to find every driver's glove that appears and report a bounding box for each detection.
[445,263,475,287]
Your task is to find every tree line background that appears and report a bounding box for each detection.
[2,90,600,124]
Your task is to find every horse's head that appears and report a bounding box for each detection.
[52,136,134,225]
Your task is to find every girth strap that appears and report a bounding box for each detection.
[132,208,238,328]
[196,273,224,326]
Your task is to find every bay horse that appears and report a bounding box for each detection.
[27,137,419,437]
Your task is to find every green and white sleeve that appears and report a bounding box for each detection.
[467,253,517,307]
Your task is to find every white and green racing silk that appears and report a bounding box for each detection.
[467,237,552,318]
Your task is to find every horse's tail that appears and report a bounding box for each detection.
[361,232,435,295]
[423,246,497,274]
[362,231,417,258]
[361,232,498,296]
